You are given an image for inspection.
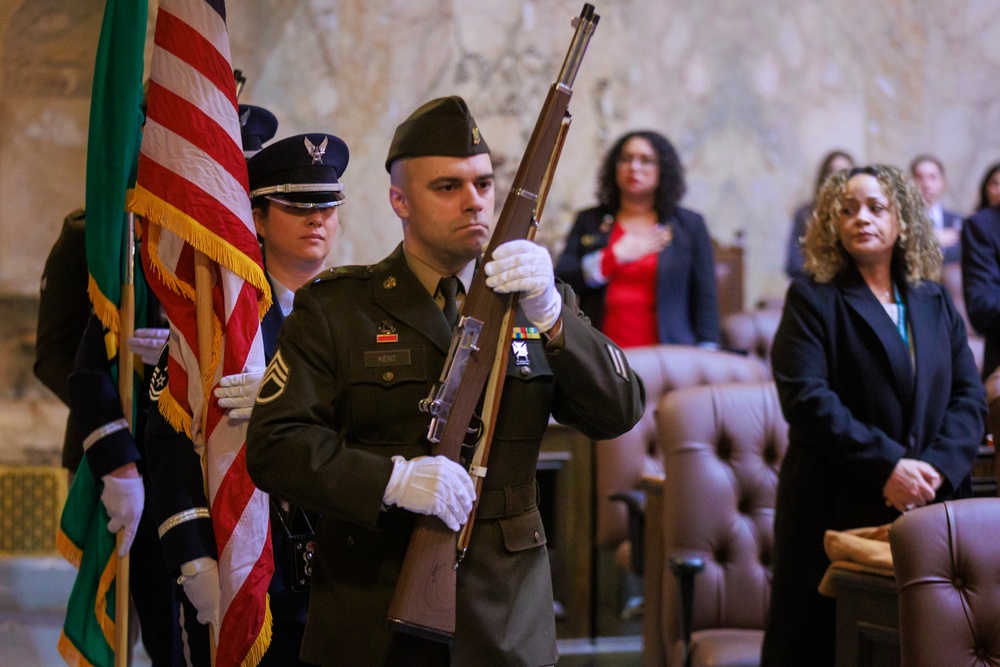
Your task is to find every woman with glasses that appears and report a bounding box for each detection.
[555,130,719,348]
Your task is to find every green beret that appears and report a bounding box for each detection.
[384,96,490,172]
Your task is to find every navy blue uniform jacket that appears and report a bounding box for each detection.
[555,205,720,345]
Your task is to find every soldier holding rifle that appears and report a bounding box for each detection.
[246,95,643,666]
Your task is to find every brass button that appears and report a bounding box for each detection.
[533,531,540,542]
[383,371,394,382]
[346,536,355,546]
[383,276,397,289]
[520,366,531,376]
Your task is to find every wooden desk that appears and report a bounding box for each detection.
[828,567,899,667]
[538,422,594,639]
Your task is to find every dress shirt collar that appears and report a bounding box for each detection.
[402,246,475,297]
[268,273,295,317]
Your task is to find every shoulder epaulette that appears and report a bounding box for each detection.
[313,264,375,283]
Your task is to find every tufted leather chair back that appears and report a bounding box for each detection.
[720,308,782,362]
[890,498,1000,667]
[654,381,788,666]
[595,346,771,551]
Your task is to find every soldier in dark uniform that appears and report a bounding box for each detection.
[245,96,646,667]
[144,116,346,665]
[35,208,89,475]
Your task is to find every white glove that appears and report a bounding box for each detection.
[127,328,170,366]
[101,474,145,556]
[382,455,475,531]
[610,225,673,264]
[178,557,220,629]
[484,240,562,332]
[214,368,265,420]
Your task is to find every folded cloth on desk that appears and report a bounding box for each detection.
[818,524,893,597]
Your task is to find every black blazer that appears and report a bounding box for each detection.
[961,205,1000,378]
[555,205,720,345]
[761,267,985,666]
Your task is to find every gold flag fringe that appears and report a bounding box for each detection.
[157,384,193,439]
[240,593,273,667]
[127,185,272,321]
[88,275,120,338]
[56,528,83,569]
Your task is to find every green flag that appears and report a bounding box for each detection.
[57,458,118,666]
[57,0,148,664]
[84,0,147,338]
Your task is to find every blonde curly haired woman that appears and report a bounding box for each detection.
[761,165,986,666]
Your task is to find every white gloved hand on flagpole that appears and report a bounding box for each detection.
[178,557,220,629]
[101,470,144,556]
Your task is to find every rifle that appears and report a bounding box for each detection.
[387,3,600,642]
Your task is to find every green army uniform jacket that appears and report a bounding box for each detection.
[247,244,644,666]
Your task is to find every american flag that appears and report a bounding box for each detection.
[128,0,274,664]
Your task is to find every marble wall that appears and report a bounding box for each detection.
[2,0,1000,460]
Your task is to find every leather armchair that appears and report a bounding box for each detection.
[720,307,782,362]
[595,346,771,574]
[889,498,1000,667]
[643,382,788,667]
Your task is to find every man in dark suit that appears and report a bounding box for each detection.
[245,96,644,667]
[961,203,1000,378]
[911,154,964,264]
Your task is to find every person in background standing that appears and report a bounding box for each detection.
[974,162,1000,212]
[910,154,963,265]
[556,130,719,348]
[784,149,855,277]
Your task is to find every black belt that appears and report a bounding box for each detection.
[475,480,538,520]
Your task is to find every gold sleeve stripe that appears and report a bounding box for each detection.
[82,418,130,452]
[157,507,211,538]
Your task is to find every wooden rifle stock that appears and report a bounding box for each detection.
[387,3,600,643]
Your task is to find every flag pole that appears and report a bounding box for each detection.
[194,248,218,665]
[114,212,137,667]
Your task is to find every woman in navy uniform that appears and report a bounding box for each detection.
[246,96,645,667]
[144,110,347,665]
[761,165,984,666]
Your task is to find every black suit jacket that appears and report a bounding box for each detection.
[761,267,985,665]
[555,205,720,344]
[962,205,1000,377]
[35,210,89,470]
[940,208,964,264]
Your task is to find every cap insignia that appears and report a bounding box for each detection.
[472,126,481,146]
[304,136,329,164]
[239,107,251,127]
